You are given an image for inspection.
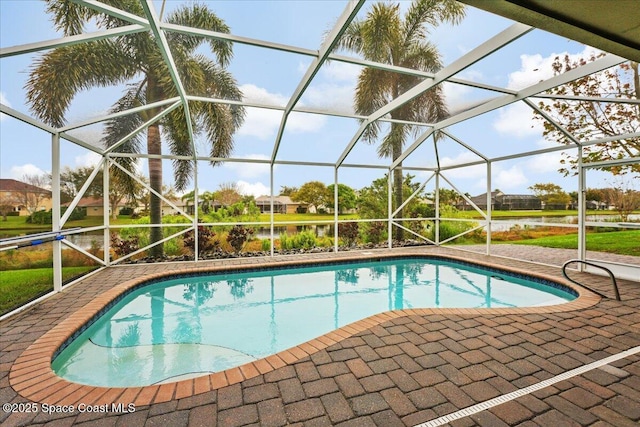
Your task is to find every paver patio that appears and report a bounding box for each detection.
[1,246,639,426]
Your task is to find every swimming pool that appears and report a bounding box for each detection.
[52,257,576,387]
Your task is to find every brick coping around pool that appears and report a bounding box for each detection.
[8,251,601,408]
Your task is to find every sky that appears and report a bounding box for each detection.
[0,0,633,200]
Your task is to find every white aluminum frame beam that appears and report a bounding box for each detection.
[0,24,147,58]
[337,23,532,168]
[59,97,180,133]
[104,100,182,154]
[523,99,581,146]
[140,0,196,157]
[391,53,626,170]
[270,0,365,163]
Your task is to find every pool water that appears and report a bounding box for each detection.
[52,258,575,386]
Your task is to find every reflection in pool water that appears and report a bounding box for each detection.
[52,258,575,386]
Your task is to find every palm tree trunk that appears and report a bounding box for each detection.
[393,150,404,241]
[146,73,164,258]
[148,123,163,257]
[390,119,404,241]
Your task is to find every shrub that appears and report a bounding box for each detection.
[110,233,139,257]
[226,225,254,254]
[338,222,359,247]
[261,239,271,252]
[279,233,293,250]
[26,210,51,224]
[364,221,386,244]
[436,221,481,242]
[119,207,134,216]
[183,226,218,253]
[26,207,85,224]
[294,230,317,249]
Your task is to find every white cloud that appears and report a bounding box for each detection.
[238,84,327,139]
[75,151,102,168]
[223,154,271,179]
[287,111,326,133]
[524,139,569,173]
[493,46,603,139]
[1,92,11,121]
[303,84,354,114]
[439,151,486,179]
[443,70,491,115]
[320,61,361,82]
[240,84,288,107]
[494,165,529,191]
[493,102,543,138]
[237,107,283,140]
[237,180,269,198]
[10,164,47,179]
[507,46,601,91]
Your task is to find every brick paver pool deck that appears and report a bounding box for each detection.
[1,246,639,426]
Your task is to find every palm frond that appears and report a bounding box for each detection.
[44,0,95,35]
[162,105,194,191]
[361,2,402,63]
[102,84,146,196]
[25,40,136,127]
[403,0,466,49]
[166,3,233,67]
[332,19,365,54]
[378,123,409,159]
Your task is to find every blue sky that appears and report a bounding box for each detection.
[0,0,625,199]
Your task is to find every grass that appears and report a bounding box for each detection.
[509,230,640,256]
[0,266,97,315]
[257,213,359,223]
[458,209,639,219]
[0,215,137,237]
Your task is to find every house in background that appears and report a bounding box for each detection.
[458,191,542,211]
[62,197,113,217]
[255,195,306,214]
[0,178,52,216]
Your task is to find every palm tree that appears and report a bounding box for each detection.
[25,1,244,256]
[335,0,465,240]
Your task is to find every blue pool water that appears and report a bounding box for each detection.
[52,258,575,386]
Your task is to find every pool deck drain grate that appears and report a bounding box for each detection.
[415,345,640,427]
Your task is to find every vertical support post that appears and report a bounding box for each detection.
[103,157,110,266]
[270,164,275,257]
[194,160,199,262]
[387,171,393,248]
[435,172,440,245]
[577,147,586,268]
[51,133,62,292]
[334,167,339,253]
[486,161,492,255]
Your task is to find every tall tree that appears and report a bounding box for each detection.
[215,182,242,206]
[292,181,329,212]
[26,1,245,257]
[335,0,465,239]
[534,55,639,175]
[528,183,571,209]
[326,183,357,213]
[16,174,51,215]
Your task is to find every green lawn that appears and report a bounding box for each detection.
[460,210,639,219]
[509,230,640,256]
[0,215,137,237]
[0,266,97,315]
[257,213,359,223]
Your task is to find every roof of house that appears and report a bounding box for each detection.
[0,178,51,194]
[62,197,105,208]
[255,195,299,205]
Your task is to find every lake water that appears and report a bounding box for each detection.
[27,214,638,250]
